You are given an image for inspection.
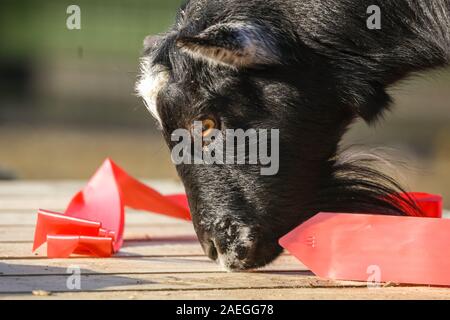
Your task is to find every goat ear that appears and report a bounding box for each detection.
[176,23,281,68]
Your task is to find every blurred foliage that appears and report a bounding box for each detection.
[0,0,181,61]
[0,0,183,127]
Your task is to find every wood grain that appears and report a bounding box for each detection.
[0,181,449,299]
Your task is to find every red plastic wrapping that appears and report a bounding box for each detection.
[399,192,443,218]
[33,158,448,286]
[33,209,104,252]
[33,158,190,257]
[47,235,113,258]
[280,211,450,286]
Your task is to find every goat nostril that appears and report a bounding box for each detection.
[206,240,218,261]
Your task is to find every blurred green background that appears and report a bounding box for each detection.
[0,0,449,206]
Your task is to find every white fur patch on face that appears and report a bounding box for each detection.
[214,226,254,271]
[136,57,169,124]
[216,245,239,272]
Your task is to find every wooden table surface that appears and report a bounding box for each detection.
[1,180,450,300]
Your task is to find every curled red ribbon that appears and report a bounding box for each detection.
[33,158,447,286]
[33,158,190,258]
[280,193,444,286]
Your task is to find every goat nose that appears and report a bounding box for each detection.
[203,239,218,261]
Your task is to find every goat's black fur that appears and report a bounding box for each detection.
[138,0,450,270]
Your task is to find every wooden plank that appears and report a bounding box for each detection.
[0,180,185,211]
[0,241,292,264]
[0,271,366,294]
[0,211,189,226]
[0,180,185,196]
[0,241,205,259]
[0,182,82,196]
[0,197,187,212]
[0,197,69,211]
[0,180,448,300]
[0,255,307,276]
[4,286,450,300]
[2,209,449,221]
[0,224,196,242]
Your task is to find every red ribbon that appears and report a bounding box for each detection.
[32,158,447,286]
[33,158,190,258]
[397,192,442,218]
[280,194,445,286]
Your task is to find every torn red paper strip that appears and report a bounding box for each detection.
[33,209,105,252]
[398,192,443,218]
[47,235,114,258]
[280,211,450,286]
[32,158,191,257]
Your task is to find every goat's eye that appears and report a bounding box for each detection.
[201,119,216,138]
